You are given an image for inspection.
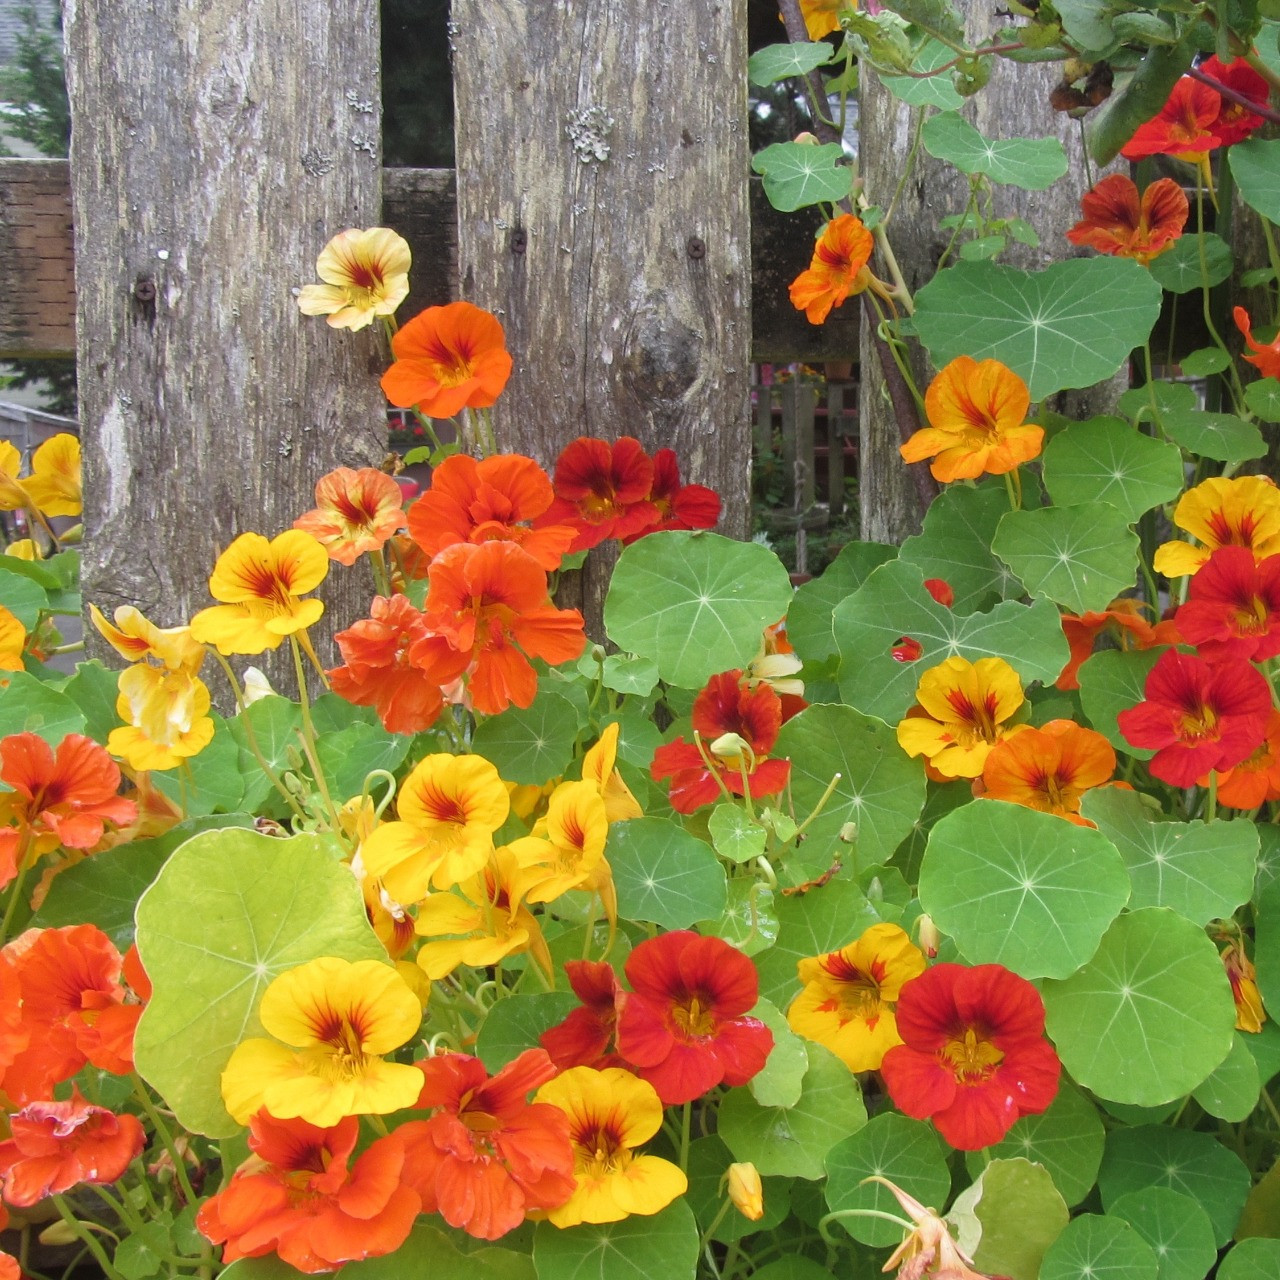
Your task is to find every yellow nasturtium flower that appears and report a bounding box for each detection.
[1153,475,1280,578]
[90,603,205,674]
[108,664,215,771]
[296,227,412,331]
[24,434,82,517]
[0,605,26,672]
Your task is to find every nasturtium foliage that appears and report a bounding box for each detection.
[61,659,125,747]
[684,1136,791,1244]
[913,258,1163,399]
[1218,1239,1280,1280]
[750,142,851,211]
[533,1201,699,1280]
[1159,410,1266,466]
[992,504,1139,614]
[1146,233,1234,294]
[1229,136,1280,222]
[133,829,386,1137]
[1042,909,1237,1107]
[949,1158,1069,1280]
[747,41,834,86]
[1107,1188,1218,1280]
[606,817,727,929]
[747,998,809,1109]
[1243,377,1280,422]
[1098,1126,1251,1247]
[1080,788,1257,924]
[1178,346,1232,377]
[1191,1034,1261,1124]
[918,800,1130,980]
[0,570,49,629]
[921,112,1068,188]
[470,687,578,784]
[823,1114,951,1247]
[226,695,303,814]
[474,992,578,1073]
[604,532,792,689]
[316,721,410,801]
[1077,648,1163,758]
[1040,418,1185,524]
[0,670,85,745]
[786,541,897,665]
[1038,1214,1158,1280]
[877,38,965,108]
[700,879,778,957]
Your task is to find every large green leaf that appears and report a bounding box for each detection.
[1146,233,1234,294]
[1230,136,1280,222]
[1042,909,1236,1106]
[1192,1034,1261,1123]
[774,703,926,875]
[61,659,123,747]
[533,1200,698,1280]
[471,689,579,785]
[748,41,834,86]
[918,800,1130,980]
[606,817,727,929]
[1108,1188,1218,1280]
[787,542,897,665]
[950,1158,1069,1280]
[914,258,1163,400]
[1039,1215,1158,1280]
[832,560,1068,723]
[1098,1126,1251,1247]
[1077,648,1162,758]
[133,829,386,1136]
[315,721,410,803]
[718,1043,867,1179]
[475,992,578,1073]
[1159,410,1266,466]
[922,112,1068,189]
[993,504,1139,614]
[751,142,851,211]
[0,569,48,629]
[226,696,304,814]
[1219,1239,1280,1280]
[1041,418,1184,523]
[1080,789,1257,924]
[604,532,792,689]
[0,670,85,745]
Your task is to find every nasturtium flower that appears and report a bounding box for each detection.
[381,301,513,418]
[1211,709,1280,809]
[1117,649,1272,788]
[870,1175,993,1280]
[536,436,659,552]
[899,356,1043,482]
[296,226,412,331]
[1177,546,1280,662]
[787,922,927,1072]
[196,1111,420,1273]
[1154,475,1280,578]
[293,467,405,566]
[616,931,773,1105]
[220,957,425,1128]
[1200,54,1271,147]
[978,720,1116,826]
[896,656,1024,780]
[0,606,24,674]
[89,603,205,673]
[0,1091,145,1206]
[1220,938,1266,1033]
[405,452,576,571]
[621,447,721,542]
[0,442,32,511]
[1233,306,1280,380]
[540,960,627,1071]
[359,753,510,901]
[799,0,851,40]
[108,664,216,772]
[189,530,328,655]
[23,433,82,518]
[880,963,1061,1151]
[1121,76,1220,159]
[398,1049,576,1241]
[1066,175,1187,265]
[789,213,876,325]
[581,722,644,823]
[534,1066,687,1226]
[511,779,609,904]
[727,1162,764,1222]
[1055,598,1175,690]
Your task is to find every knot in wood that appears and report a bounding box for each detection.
[621,297,702,405]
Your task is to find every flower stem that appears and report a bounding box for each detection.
[50,1195,126,1280]
[290,634,342,832]
[131,1073,199,1207]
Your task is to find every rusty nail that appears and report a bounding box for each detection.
[686,236,706,260]
[133,278,156,303]
[510,229,528,254]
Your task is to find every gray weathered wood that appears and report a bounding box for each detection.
[449,0,754,625]
[63,0,387,660]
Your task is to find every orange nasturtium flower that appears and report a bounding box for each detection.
[189,530,329,655]
[1120,77,1220,160]
[787,922,927,1072]
[1233,306,1280,380]
[900,356,1044,482]
[1066,175,1188,265]
[380,301,513,419]
[789,214,876,325]
[897,656,1025,779]
[1153,475,1280,578]
[798,0,853,40]
[978,720,1117,825]
[295,227,411,331]
[23,434,82,518]
[1220,938,1266,1033]
[533,1066,687,1226]
[220,957,425,1128]
[0,607,25,673]
[1054,598,1176,691]
[293,467,405,566]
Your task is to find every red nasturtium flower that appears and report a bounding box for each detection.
[1233,306,1280,380]
[421,540,587,715]
[978,720,1117,825]
[380,301,513,419]
[880,963,1061,1151]
[540,959,628,1070]
[537,436,659,551]
[0,1090,145,1206]
[900,356,1044,483]
[1117,649,1272,787]
[397,1049,576,1240]
[405,452,577,570]
[1207,709,1280,810]
[789,214,876,325]
[197,1111,420,1273]
[1199,54,1271,147]
[1121,76,1220,159]
[1177,546,1280,662]
[293,467,405,566]
[615,931,773,1105]
[650,670,791,813]
[620,448,721,542]
[1066,175,1188,265]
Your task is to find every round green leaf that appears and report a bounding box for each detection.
[1219,1239,1280,1280]
[832,560,1068,723]
[747,997,809,1109]
[950,1158,1069,1280]
[718,1043,867,1179]
[918,799,1130,979]
[1098,1126,1251,1247]
[0,569,49,628]
[471,689,579,784]
[61,659,125,747]
[1080,789,1256,924]
[1109,1188,1219,1280]
[599,654,658,697]
[823,1113,951,1246]
[226,696,303,814]
[708,804,767,863]
[1041,418,1185,523]
[1177,347,1231,377]
[787,541,897,665]
[0,670,85,745]
[914,258,1163,400]
[1147,233,1233,294]
[133,829,387,1137]
[604,532,792,689]
[1192,1033,1261,1122]
[1043,909,1236,1106]
[475,992,578,1073]
[316,721,410,801]
[992,504,1140,614]
[1160,410,1266,466]
[964,1080,1104,1208]
[607,817,727,928]
[878,38,965,109]
[699,879,778,957]
[775,703,926,871]
[922,111,1068,188]
[1230,136,1280,222]
[684,1135,791,1243]
[748,41,834,86]
[1243,377,1280,423]
[1118,381,1197,424]
[533,1201,699,1280]
[1077,648,1162,758]
[1039,1215,1158,1280]
[750,141,851,211]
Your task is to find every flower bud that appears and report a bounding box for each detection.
[793,131,820,147]
[709,732,751,761]
[39,1221,81,1246]
[918,913,941,959]
[727,1162,764,1221]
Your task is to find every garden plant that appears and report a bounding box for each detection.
[0,2,1280,1279]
